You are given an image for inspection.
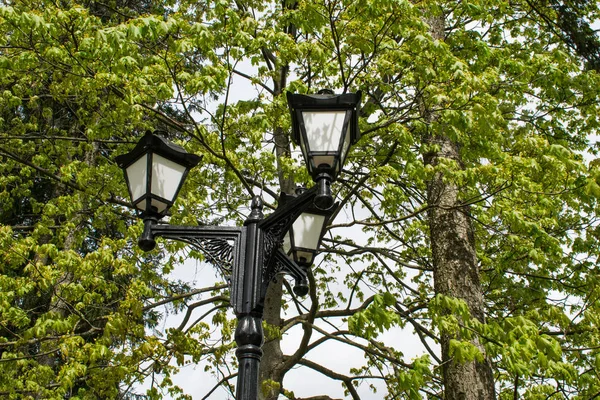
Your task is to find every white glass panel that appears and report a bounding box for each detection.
[283,233,291,254]
[299,128,309,168]
[338,124,351,174]
[151,198,169,213]
[125,155,148,203]
[302,111,346,157]
[292,212,326,251]
[312,155,335,169]
[151,154,187,202]
[135,199,168,213]
[135,200,146,212]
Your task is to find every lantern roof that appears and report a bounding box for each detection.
[115,131,201,169]
[115,131,201,218]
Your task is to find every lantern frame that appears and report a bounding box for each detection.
[286,90,361,209]
[281,190,334,268]
[115,131,201,218]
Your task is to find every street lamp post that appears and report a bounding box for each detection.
[115,91,361,400]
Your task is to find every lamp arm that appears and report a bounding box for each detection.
[143,223,244,242]
[139,218,245,295]
[258,186,318,231]
[272,249,309,296]
[136,187,318,312]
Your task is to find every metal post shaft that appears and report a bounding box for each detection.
[235,197,265,399]
[138,188,323,399]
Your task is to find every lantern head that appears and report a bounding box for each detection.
[287,90,361,209]
[115,131,201,219]
[282,190,334,268]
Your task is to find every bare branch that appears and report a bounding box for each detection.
[142,285,228,312]
[292,358,362,400]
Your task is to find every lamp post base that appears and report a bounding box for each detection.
[235,314,264,400]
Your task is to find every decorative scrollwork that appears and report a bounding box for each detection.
[261,210,302,287]
[266,256,287,282]
[261,231,285,285]
[185,237,236,278]
[259,189,317,292]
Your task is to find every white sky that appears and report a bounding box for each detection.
[142,245,429,399]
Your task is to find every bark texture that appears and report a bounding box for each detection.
[258,126,294,399]
[258,276,286,400]
[258,0,298,391]
[424,136,496,400]
[423,14,496,400]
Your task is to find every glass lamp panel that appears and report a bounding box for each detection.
[150,198,169,213]
[150,154,187,203]
[312,155,336,170]
[301,110,347,158]
[338,123,352,175]
[295,250,314,265]
[283,232,291,254]
[298,126,309,170]
[292,212,326,251]
[125,154,148,205]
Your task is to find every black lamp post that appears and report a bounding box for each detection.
[116,91,360,400]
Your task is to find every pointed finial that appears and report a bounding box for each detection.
[246,196,264,224]
[251,196,263,211]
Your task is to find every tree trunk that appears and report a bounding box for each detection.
[258,105,295,399]
[258,125,294,399]
[259,276,286,400]
[423,14,496,400]
[257,0,300,389]
[424,136,496,400]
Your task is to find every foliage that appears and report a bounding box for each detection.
[1,0,600,398]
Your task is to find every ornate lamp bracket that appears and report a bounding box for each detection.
[257,187,318,302]
[137,187,318,315]
[139,220,244,294]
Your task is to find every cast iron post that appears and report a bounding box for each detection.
[235,196,265,399]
